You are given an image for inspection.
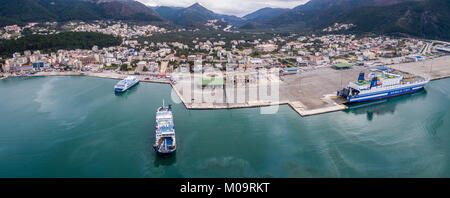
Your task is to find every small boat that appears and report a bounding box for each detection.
[114,76,139,93]
[153,101,176,156]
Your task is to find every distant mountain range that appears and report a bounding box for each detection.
[1,0,449,41]
[154,3,220,28]
[0,0,165,26]
[153,4,294,28]
[153,3,245,28]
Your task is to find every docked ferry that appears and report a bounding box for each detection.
[114,76,139,93]
[153,101,176,156]
[337,70,429,103]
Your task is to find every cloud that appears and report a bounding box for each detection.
[138,0,309,17]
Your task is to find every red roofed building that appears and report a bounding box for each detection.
[21,64,33,71]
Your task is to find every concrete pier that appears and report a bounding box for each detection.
[289,101,348,117]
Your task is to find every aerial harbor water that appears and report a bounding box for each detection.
[0,76,449,178]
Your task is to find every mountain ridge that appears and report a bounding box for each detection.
[239,0,448,40]
[1,0,448,41]
[334,0,450,40]
[154,3,245,28]
[243,7,289,23]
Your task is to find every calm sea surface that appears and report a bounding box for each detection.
[0,76,449,178]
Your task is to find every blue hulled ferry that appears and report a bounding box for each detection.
[114,76,139,93]
[338,70,429,103]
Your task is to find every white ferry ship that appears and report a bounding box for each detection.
[338,70,429,103]
[153,101,176,156]
[114,76,139,93]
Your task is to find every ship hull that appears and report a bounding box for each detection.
[154,147,176,156]
[346,83,426,103]
[114,89,125,93]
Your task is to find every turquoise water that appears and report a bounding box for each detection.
[0,76,449,178]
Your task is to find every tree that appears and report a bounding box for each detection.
[131,60,139,67]
[22,28,33,36]
[120,64,129,71]
[0,32,122,57]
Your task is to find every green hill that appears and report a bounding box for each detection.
[243,7,289,23]
[0,0,164,26]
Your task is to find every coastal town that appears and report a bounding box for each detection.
[2,21,446,75]
[1,20,450,116]
[2,0,450,181]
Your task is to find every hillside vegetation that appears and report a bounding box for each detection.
[0,31,122,57]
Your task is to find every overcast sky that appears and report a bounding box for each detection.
[138,0,310,17]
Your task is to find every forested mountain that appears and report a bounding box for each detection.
[240,0,449,40]
[243,7,289,23]
[1,0,448,41]
[0,32,122,57]
[0,0,165,26]
[334,0,450,40]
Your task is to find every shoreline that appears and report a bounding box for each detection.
[2,58,450,117]
[428,75,450,81]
